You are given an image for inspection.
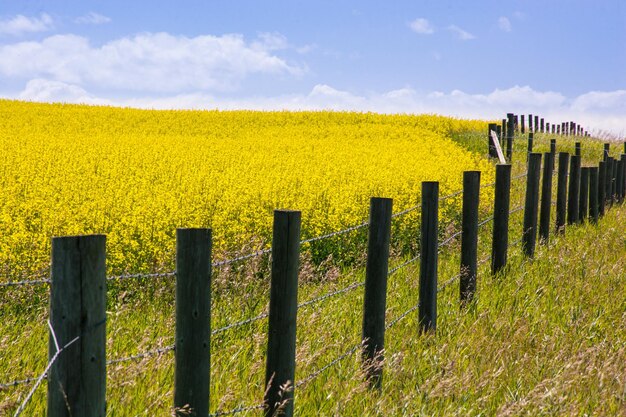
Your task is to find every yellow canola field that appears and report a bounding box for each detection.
[0,100,494,277]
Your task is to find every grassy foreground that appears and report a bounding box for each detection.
[2,129,626,416]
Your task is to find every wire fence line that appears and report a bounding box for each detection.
[208,403,265,417]
[0,277,50,288]
[0,376,39,390]
[295,343,362,389]
[107,271,176,282]
[297,281,364,310]
[107,344,175,366]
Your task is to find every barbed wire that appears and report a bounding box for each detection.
[14,321,80,417]
[387,254,420,276]
[437,273,461,293]
[0,376,39,390]
[301,222,369,245]
[512,172,529,181]
[212,248,273,268]
[107,271,176,282]
[0,277,50,288]
[510,205,524,215]
[438,230,462,248]
[478,215,495,228]
[385,304,419,330]
[295,343,362,388]
[297,281,364,310]
[208,403,265,417]
[107,344,175,365]
[212,311,269,335]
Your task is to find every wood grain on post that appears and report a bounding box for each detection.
[579,167,589,223]
[419,182,438,333]
[598,161,607,217]
[460,171,480,304]
[48,235,107,417]
[567,155,581,225]
[362,197,393,389]
[589,167,599,223]
[539,152,553,243]
[175,229,212,417]
[491,164,511,275]
[555,152,570,234]
[523,153,542,257]
[265,210,301,417]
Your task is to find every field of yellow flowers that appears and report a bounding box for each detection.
[0,100,493,279]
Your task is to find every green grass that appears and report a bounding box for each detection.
[2,131,626,416]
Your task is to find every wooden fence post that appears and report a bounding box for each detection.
[523,153,542,257]
[539,152,553,243]
[48,235,107,417]
[362,197,393,389]
[575,142,581,157]
[604,143,610,161]
[579,168,589,223]
[607,157,615,206]
[534,116,539,132]
[617,157,625,204]
[488,123,498,158]
[621,155,626,203]
[598,161,607,217]
[265,210,301,417]
[506,113,515,161]
[589,167,599,223]
[419,182,438,332]
[567,155,581,225]
[521,115,526,134]
[540,118,545,133]
[556,153,570,234]
[460,171,480,304]
[491,164,511,275]
[529,114,534,132]
[175,229,212,417]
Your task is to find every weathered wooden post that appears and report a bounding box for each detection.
[362,197,392,389]
[579,168,589,223]
[556,152,570,234]
[48,235,107,417]
[460,171,480,304]
[540,118,545,133]
[523,153,542,257]
[265,210,301,417]
[527,133,534,162]
[603,143,610,161]
[488,123,498,158]
[589,167,599,223]
[598,161,607,217]
[534,115,539,132]
[567,155,581,224]
[491,164,511,274]
[529,114,534,133]
[575,142,581,157]
[506,114,514,161]
[539,152,553,243]
[175,229,212,417]
[419,182,438,332]
[521,114,526,134]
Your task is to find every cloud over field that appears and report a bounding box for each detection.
[0,32,303,93]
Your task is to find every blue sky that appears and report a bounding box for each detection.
[1,1,625,133]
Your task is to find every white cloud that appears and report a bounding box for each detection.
[447,25,475,40]
[0,32,304,93]
[498,17,512,32]
[75,12,111,25]
[6,82,626,136]
[409,18,435,35]
[0,13,54,36]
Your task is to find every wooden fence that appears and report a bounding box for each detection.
[6,114,626,417]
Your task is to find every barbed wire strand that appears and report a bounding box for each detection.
[107,344,175,366]
[208,404,265,417]
[297,281,364,310]
[296,343,362,388]
[0,377,39,390]
[212,248,273,268]
[388,253,420,276]
[301,221,369,245]
[438,230,463,249]
[107,271,176,282]
[478,215,495,228]
[0,277,50,288]
[14,321,79,417]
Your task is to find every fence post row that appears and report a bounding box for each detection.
[361,197,393,389]
[265,210,301,417]
[419,182,439,333]
[460,171,480,304]
[539,152,553,243]
[48,235,107,417]
[567,155,581,225]
[174,229,212,417]
[523,153,542,257]
[491,164,511,275]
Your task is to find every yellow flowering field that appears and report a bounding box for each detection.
[0,100,493,278]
